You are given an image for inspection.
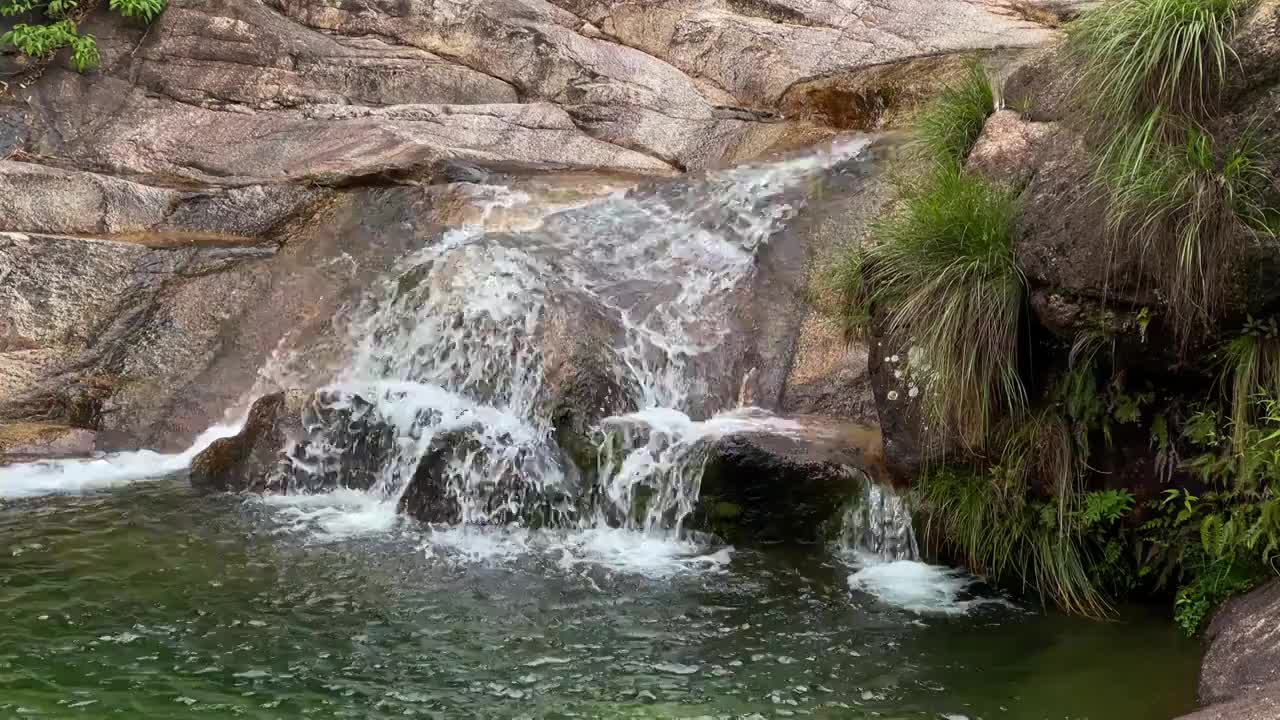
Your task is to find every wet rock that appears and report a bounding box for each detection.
[189,391,304,493]
[540,293,636,474]
[1174,579,1280,720]
[0,422,95,463]
[697,417,889,543]
[286,391,399,495]
[398,426,570,527]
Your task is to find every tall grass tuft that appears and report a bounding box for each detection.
[1067,0,1243,128]
[916,465,1111,618]
[911,63,996,168]
[1103,123,1274,339]
[868,167,1026,449]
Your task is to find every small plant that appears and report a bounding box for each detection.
[867,166,1025,448]
[911,63,996,168]
[823,243,872,342]
[1141,400,1280,634]
[0,0,167,72]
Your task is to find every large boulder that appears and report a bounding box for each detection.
[189,391,305,493]
[1173,579,1280,720]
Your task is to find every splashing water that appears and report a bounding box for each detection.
[0,423,241,499]
[288,140,873,533]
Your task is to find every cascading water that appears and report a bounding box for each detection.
[836,480,920,562]
[285,139,875,534]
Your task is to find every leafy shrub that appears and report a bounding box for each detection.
[867,166,1025,448]
[109,0,164,21]
[0,0,166,72]
[911,63,996,168]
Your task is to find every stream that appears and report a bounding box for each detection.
[0,140,1200,718]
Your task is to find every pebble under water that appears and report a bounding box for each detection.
[1,480,1199,719]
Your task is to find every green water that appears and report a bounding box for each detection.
[0,481,1199,719]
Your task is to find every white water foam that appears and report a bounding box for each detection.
[255,488,403,541]
[420,526,732,579]
[0,423,241,499]
[845,553,1018,616]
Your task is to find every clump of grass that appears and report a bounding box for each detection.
[993,409,1081,532]
[1066,0,1244,128]
[1103,121,1274,339]
[911,62,996,168]
[868,166,1025,449]
[915,464,1111,618]
[1067,0,1273,344]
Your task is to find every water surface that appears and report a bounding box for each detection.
[1,481,1198,719]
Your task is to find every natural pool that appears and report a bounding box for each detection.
[1,480,1198,719]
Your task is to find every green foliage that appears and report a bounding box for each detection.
[911,63,996,168]
[0,0,167,73]
[915,465,1112,617]
[1067,0,1243,127]
[109,0,164,21]
[1141,398,1280,634]
[1082,489,1137,528]
[867,166,1025,448]
[2,18,77,58]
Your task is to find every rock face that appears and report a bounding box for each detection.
[7,0,1054,184]
[0,0,1062,452]
[189,391,304,493]
[0,422,95,463]
[1174,579,1280,720]
[698,417,889,542]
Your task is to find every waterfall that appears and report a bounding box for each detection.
[285,139,873,531]
[835,480,920,562]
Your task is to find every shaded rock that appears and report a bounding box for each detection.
[697,417,888,542]
[1173,690,1280,720]
[865,318,949,478]
[398,426,570,527]
[1200,578,1280,705]
[1173,579,1280,720]
[0,422,95,463]
[398,429,483,525]
[189,391,304,493]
